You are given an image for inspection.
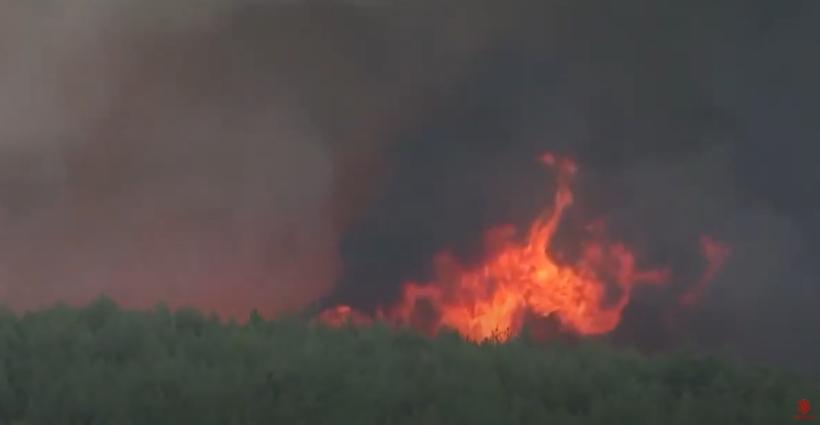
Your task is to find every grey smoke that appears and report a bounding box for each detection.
[0,0,818,376]
[324,0,820,376]
[0,0,512,314]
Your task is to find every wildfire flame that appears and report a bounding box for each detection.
[321,153,729,341]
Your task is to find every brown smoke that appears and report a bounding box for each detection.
[0,0,521,316]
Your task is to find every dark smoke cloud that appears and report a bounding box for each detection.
[326,0,820,376]
[0,0,817,376]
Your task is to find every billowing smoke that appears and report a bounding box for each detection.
[0,0,515,316]
[1,0,818,376]
[322,0,820,375]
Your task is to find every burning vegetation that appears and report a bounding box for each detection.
[320,153,731,341]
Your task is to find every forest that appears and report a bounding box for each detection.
[0,297,816,425]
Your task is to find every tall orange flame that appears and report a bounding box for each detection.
[321,153,728,341]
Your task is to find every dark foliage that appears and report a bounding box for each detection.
[0,297,815,425]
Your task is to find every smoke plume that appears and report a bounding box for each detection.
[324,0,820,375]
[1,0,818,376]
[0,0,513,315]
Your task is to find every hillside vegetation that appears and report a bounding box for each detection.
[0,297,815,425]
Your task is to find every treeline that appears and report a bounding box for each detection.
[0,297,815,425]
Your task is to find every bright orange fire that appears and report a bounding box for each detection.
[321,153,728,341]
[317,304,374,327]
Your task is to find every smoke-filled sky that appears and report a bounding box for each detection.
[0,0,818,375]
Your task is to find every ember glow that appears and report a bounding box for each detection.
[321,153,729,341]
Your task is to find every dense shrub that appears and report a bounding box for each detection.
[0,297,816,425]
